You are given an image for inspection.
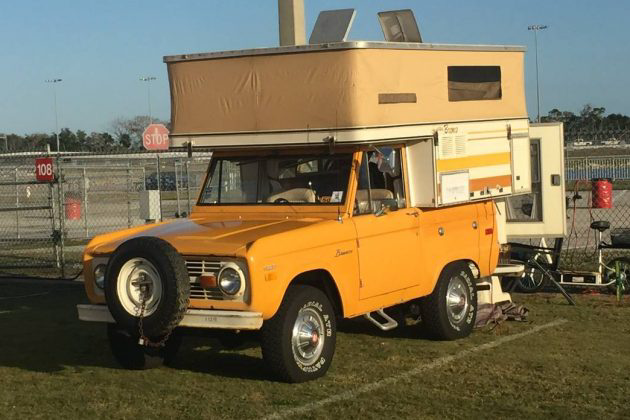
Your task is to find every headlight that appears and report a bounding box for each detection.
[217,262,245,296]
[94,264,107,289]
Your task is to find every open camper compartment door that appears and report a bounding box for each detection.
[406,119,532,207]
[498,122,567,239]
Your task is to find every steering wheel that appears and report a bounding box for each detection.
[274,198,290,204]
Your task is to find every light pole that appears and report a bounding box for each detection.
[45,78,63,153]
[528,24,548,123]
[140,76,156,124]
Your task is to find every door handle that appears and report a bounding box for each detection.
[406,211,419,218]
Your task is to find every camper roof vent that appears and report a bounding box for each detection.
[309,9,356,44]
[378,9,422,43]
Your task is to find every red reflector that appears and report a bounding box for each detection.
[485,228,494,235]
[199,274,217,289]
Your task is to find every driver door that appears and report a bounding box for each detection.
[351,149,421,300]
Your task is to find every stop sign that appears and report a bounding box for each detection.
[143,124,170,150]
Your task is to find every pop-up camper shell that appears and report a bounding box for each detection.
[164,41,532,207]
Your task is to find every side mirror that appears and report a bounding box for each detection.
[374,204,388,217]
[374,199,399,217]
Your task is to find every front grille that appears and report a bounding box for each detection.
[185,259,222,277]
[190,284,224,300]
[185,258,224,301]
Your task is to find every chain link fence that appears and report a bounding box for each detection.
[0,150,211,278]
[4,147,630,278]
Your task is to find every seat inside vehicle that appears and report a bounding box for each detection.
[355,189,394,213]
[266,188,317,203]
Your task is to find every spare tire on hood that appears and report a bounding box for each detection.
[104,237,190,337]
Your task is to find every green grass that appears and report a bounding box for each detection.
[0,281,629,419]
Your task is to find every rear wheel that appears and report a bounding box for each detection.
[516,267,546,293]
[421,263,477,340]
[260,285,336,382]
[107,323,182,370]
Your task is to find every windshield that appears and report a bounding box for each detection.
[199,153,354,205]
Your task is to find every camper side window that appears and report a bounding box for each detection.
[448,66,502,101]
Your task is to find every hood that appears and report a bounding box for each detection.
[90,217,321,257]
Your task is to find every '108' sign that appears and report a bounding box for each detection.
[35,157,54,182]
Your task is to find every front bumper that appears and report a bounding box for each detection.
[77,304,263,330]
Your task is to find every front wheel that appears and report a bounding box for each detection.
[420,263,477,340]
[260,285,336,383]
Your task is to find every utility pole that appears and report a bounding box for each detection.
[140,76,156,125]
[528,25,548,123]
[45,78,63,153]
[278,0,305,46]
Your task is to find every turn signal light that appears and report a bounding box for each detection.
[199,274,217,289]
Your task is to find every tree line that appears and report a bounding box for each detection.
[542,104,630,133]
[1,116,169,153]
[2,105,628,153]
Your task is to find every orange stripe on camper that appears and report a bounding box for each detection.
[469,175,512,191]
[436,152,511,172]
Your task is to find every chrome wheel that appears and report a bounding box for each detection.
[116,257,162,317]
[446,276,469,326]
[291,306,325,366]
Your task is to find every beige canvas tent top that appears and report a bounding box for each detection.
[164,41,527,147]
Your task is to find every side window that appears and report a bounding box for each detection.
[355,154,372,215]
[354,148,407,216]
[448,66,502,101]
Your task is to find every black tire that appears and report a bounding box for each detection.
[260,285,336,383]
[104,237,190,337]
[420,263,477,340]
[604,257,630,294]
[107,323,182,370]
[516,267,546,293]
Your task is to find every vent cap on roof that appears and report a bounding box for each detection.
[378,9,422,43]
[309,9,356,44]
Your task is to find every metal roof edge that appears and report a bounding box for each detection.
[163,41,526,63]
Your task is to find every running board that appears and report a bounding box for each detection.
[364,309,398,331]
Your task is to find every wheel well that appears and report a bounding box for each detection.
[290,270,344,318]
[435,259,480,288]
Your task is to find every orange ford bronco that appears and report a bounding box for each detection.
[78,30,534,382]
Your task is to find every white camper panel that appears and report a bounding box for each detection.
[502,123,567,239]
[405,119,531,207]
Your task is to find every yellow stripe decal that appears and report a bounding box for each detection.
[436,152,511,172]
[468,128,528,135]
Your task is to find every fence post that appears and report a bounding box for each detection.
[185,160,191,215]
[127,166,132,228]
[82,167,89,238]
[175,160,181,216]
[49,181,60,270]
[14,167,20,239]
[157,154,163,221]
[56,156,66,278]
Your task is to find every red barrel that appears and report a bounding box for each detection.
[592,178,613,209]
[65,195,82,220]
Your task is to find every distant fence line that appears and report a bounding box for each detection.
[565,156,630,181]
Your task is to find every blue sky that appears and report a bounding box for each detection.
[1,0,628,135]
